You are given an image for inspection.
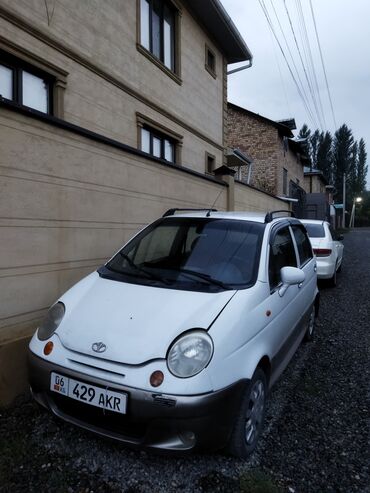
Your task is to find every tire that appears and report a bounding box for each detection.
[226,368,267,458]
[304,304,316,342]
[328,264,337,287]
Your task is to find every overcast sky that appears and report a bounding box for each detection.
[222,0,370,188]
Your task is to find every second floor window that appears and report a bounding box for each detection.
[141,126,175,163]
[0,51,53,114]
[140,0,176,71]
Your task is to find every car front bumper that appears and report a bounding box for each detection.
[28,351,248,453]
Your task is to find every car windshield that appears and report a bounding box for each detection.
[303,223,325,238]
[100,217,265,292]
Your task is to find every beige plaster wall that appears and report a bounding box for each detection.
[234,182,288,212]
[276,146,306,196]
[0,108,227,349]
[304,175,325,193]
[0,0,224,147]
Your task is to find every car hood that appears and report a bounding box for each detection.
[57,272,236,365]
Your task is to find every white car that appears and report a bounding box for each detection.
[300,219,344,286]
[29,209,318,457]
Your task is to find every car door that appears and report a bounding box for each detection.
[290,223,316,318]
[265,224,302,381]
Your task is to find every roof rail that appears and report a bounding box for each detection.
[264,210,295,223]
[162,208,218,217]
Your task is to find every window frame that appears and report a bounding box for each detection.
[205,44,217,78]
[205,152,216,174]
[0,49,54,115]
[290,224,313,268]
[0,41,68,118]
[137,0,182,84]
[268,224,298,292]
[137,113,183,164]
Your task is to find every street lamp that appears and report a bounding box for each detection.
[349,197,362,228]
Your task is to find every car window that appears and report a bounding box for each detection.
[291,225,313,267]
[303,223,325,238]
[105,218,265,291]
[134,224,179,263]
[269,226,297,289]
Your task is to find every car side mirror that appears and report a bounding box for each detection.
[337,234,344,241]
[279,266,305,297]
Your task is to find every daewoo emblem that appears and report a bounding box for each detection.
[92,342,107,353]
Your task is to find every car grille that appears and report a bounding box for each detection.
[50,393,147,440]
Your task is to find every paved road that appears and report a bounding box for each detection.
[1,229,369,493]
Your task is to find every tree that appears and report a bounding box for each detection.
[298,124,311,161]
[310,129,321,168]
[316,131,333,182]
[357,138,368,194]
[347,141,358,206]
[332,124,354,203]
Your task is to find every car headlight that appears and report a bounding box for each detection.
[37,302,65,341]
[167,330,213,378]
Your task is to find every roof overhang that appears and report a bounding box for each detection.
[226,148,252,167]
[184,0,253,63]
[228,103,294,137]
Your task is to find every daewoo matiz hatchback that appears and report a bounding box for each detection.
[29,209,319,457]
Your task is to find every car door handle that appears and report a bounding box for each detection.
[298,282,303,288]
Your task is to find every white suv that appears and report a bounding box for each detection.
[29,209,318,457]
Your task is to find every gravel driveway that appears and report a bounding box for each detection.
[1,228,369,493]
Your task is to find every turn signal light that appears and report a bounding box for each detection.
[43,341,54,355]
[313,248,332,257]
[150,370,164,387]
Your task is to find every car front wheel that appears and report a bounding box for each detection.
[226,368,267,458]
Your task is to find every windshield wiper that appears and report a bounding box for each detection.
[171,267,229,289]
[110,253,172,285]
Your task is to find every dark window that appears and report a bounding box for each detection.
[140,0,176,71]
[291,225,313,266]
[0,51,53,114]
[141,126,175,162]
[303,223,325,238]
[283,168,288,195]
[205,46,216,76]
[269,227,297,289]
[103,218,265,292]
[206,153,215,174]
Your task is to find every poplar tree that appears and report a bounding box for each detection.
[332,124,354,203]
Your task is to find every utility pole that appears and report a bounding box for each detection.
[342,172,346,228]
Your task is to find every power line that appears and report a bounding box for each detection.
[257,0,318,129]
[267,0,319,128]
[283,0,326,129]
[296,0,327,129]
[309,0,337,129]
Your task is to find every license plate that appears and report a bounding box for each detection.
[50,372,127,414]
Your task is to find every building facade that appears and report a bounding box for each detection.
[226,102,308,198]
[0,1,289,405]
